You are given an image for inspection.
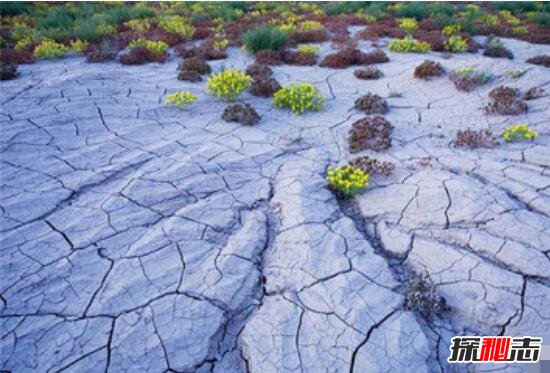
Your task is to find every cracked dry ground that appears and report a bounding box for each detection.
[1,36,549,372]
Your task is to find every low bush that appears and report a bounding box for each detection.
[413,30,446,51]
[222,103,260,125]
[354,67,383,80]
[297,43,320,56]
[501,124,538,142]
[526,55,550,67]
[523,87,545,100]
[486,86,527,115]
[119,47,167,65]
[128,38,168,55]
[299,20,324,31]
[399,18,418,33]
[254,49,282,65]
[249,77,282,97]
[388,35,431,53]
[0,48,34,64]
[320,47,358,68]
[291,29,328,44]
[242,26,288,54]
[85,41,117,63]
[507,67,526,79]
[283,51,317,66]
[245,63,273,79]
[452,129,496,149]
[449,67,493,92]
[444,35,468,52]
[179,56,211,75]
[0,63,19,80]
[348,116,393,153]
[326,165,369,198]
[159,15,195,39]
[354,93,389,114]
[405,276,446,319]
[358,49,390,64]
[414,60,444,79]
[483,37,513,59]
[273,82,325,115]
[206,69,252,100]
[164,91,197,109]
[176,42,226,61]
[349,156,395,177]
[33,39,68,59]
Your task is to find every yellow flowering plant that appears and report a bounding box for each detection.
[164,91,198,109]
[398,18,418,33]
[129,39,168,55]
[70,39,89,53]
[297,43,320,56]
[501,124,538,142]
[206,69,252,101]
[444,35,468,53]
[300,20,324,31]
[159,15,195,39]
[33,39,68,59]
[327,166,369,198]
[273,82,324,115]
[388,36,431,53]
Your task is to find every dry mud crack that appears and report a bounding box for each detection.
[1,37,549,372]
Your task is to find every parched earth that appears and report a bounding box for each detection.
[1,35,549,372]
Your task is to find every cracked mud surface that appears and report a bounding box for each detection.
[1,36,549,372]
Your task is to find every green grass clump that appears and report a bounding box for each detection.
[502,124,538,142]
[273,82,324,115]
[241,26,288,54]
[388,36,431,53]
[206,69,252,101]
[164,91,198,109]
[444,35,468,52]
[33,39,68,59]
[327,165,369,198]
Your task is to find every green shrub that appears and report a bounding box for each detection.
[33,39,68,59]
[445,35,468,52]
[391,2,429,20]
[36,6,75,30]
[0,2,31,16]
[206,69,252,100]
[327,165,369,198]
[125,18,153,33]
[527,11,550,27]
[273,82,324,115]
[501,124,538,142]
[70,39,89,53]
[324,2,368,16]
[388,36,431,53]
[507,68,526,78]
[159,15,195,39]
[241,26,288,54]
[37,27,72,42]
[398,18,418,32]
[164,91,198,109]
[128,39,168,55]
[72,19,102,43]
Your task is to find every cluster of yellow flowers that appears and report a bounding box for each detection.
[164,91,198,109]
[502,124,538,142]
[299,20,324,31]
[444,35,468,53]
[442,24,461,36]
[326,166,369,198]
[297,43,320,56]
[33,39,68,59]
[159,15,195,39]
[70,39,89,54]
[125,18,153,33]
[388,36,431,53]
[129,38,168,55]
[398,18,418,33]
[206,69,252,101]
[273,82,324,115]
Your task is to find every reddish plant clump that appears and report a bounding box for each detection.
[0,48,34,64]
[84,42,117,63]
[0,62,19,80]
[245,63,273,79]
[348,116,393,153]
[414,60,444,79]
[523,87,545,100]
[357,49,389,65]
[249,77,281,97]
[222,103,260,125]
[179,56,211,74]
[485,86,527,115]
[320,48,358,68]
[175,42,226,60]
[526,55,550,68]
[413,30,446,51]
[483,46,514,59]
[354,67,383,80]
[283,51,316,66]
[452,129,496,149]
[349,156,395,176]
[291,29,328,44]
[146,28,182,47]
[254,50,282,65]
[119,47,167,65]
[354,93,389,114]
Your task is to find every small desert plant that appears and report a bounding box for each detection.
[206,69,252,100]
[249,77,282,97]
[326,165,369,198]
[450,67,493,92]
[405,276,445,319]
[33,39,68,59]
[354,67,383,80]
[242,26,288,54]
[70,39,89,54]
[414,60,444,79]
[164,91,198,109]
[388,35,431,53]
[222,103,260,125]
[297,43,320,56]
[526,55,550,68]
[483,38,513,59]
[254,50,283,65]
[523,87,545,100]
[501,124,538,142]
[0,63,19,80]
[179,57,211,75]
[442,24,461,36]
[245,63,273,79]
[273,82,325,114]
[320,48,359,68]
[444,35,468,53]
[348,116,393,152]
[85,41,117,63]
[129,39,168,55]
[159,15,195,39]
[452,129,496,149]
[349,156,395,177]
[398,18,418,33]
[125,18,153,33]
[299,20,324,31]
[354,93,389,114]
[360,49,390,64]
[507,67,527,79]
[486,86,527,115]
